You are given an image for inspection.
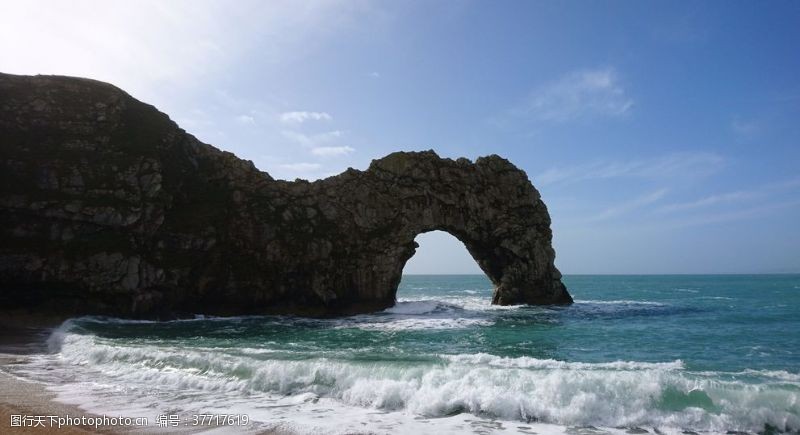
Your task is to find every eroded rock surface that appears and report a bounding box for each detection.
[0,73,572,318]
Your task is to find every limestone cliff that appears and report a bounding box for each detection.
[0,73,572,318]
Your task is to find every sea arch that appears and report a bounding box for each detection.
[323,151,574,312]
[0,74,571,318]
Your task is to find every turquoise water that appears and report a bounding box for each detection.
[15,275,800,433]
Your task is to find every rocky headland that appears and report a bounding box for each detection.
[0,73,572,318]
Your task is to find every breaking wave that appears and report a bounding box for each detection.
[30,324,800,433]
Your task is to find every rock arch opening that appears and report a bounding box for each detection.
[402,230,483,276]
[397,230,495,304]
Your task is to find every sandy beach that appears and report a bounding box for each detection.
[0,361,126,434]
[0,316,284,434]
[1,358,286,435]
[0,314,128,434]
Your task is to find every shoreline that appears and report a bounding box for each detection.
[0,364,128,434]
[1,357,288,434]
[0,319,287,435]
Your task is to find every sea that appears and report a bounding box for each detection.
[5,274,800,434]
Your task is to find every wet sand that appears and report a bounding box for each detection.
[0,315,286,434]
[0,368,126,434]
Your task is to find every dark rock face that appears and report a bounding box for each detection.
[0,73,572,318]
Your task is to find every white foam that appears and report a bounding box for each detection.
[575,300,667,306]
[443,353,686,371]
[323,299,500,330]
[12,328,798,434]
[384,300,454,315]
[741,369,800,382]
[397,296,525,311]
[342,317,495,331]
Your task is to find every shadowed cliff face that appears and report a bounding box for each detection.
[0,73,572,318]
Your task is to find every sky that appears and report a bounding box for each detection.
[2,0,799,274]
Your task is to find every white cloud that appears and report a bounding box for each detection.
[657,199,800,230]
[235,114,255,125]
[367,71,380,78]
[521,68,633,122]
[280,111,333,124]
[658,191,756,213]
[311,146,355,156]
[282,130,343,147]
[0,1,357,105]
[535,152,724,186]
[279,162,322,172]
[731,117,759,138]
[658,177,800,213]
[587,189,668,222]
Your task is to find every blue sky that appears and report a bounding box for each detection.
[2,1,799,274]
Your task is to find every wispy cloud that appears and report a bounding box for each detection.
[280,111,332,124]
[367,71,380,78]
[536,152,724,186]
[586,189,668,222]
[731,117,760,138]
[658,177,800,213]
[665,199,800,229]
[279,162,322,172]
[519,68,633,122]
[0,1,359,105]
[311,146,355,157]
[658,191,757,213]
[235,114,255,125]
[280,110,355,159]
[282,130,342,147]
